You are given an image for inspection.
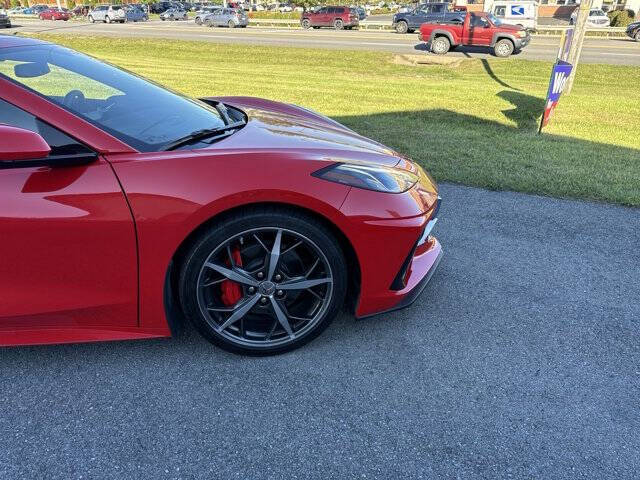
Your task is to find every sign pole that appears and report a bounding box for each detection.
[564,0,593,95]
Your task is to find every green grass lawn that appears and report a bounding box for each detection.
[32,35,640,206]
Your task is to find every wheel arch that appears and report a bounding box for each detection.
[429,29,455,45]
[164,201,362,334]
[491,33,516,47]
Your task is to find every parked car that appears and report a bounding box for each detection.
[489,1,537,30]
[39,8,72,21]
[301,6,359,30]
[392,2,457,34]
[570,8,610,27]
[72,5,91,16]
[202,7,248,27]
[419,11,530,57]
[160,7,189,20]
[627,20,640,41]
[31,5,49,14]
[88,5,127,23]
[125,6,148,21]
[0,12,11,28]
[151,1,174,13]
[351,5,367,20]
[195,6,221,24]
[0,36,442,355]
[278,3,293,12]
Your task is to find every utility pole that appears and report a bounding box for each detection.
[564,0,593,95]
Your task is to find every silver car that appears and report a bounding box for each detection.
[160,7,188,20]
[202,8,248,28]
[195,6,221,25]
[88,5,126,23]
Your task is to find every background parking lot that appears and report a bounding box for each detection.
[8,18,640,66]
[1,183,639,479]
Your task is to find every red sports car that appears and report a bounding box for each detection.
[0,37,442,354]
[38,8,72,20]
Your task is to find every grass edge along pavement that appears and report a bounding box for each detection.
[25,35,640,207]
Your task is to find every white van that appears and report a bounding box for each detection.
[487,1,538,30]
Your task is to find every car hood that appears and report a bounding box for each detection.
[499,23,525,32]
[199,96,405,167]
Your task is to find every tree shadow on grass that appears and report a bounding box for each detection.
[333,97,640,206]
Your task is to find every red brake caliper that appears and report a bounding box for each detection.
[220,247,244,306]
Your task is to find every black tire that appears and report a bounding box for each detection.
[334,18,343,30]
[494,38,514,57]
[635,30,640,42]
[431,36,450,55]
[407,28,415,33]
[301,18,310,29]
[88,15,94,23]
[195,16,202,24]
[395,20,408,34]
[204,18,212,26]
[178,207,347,355]
[228,19,235,28]
[105,15,111,23]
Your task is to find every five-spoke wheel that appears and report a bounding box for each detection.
[179,209,347,355]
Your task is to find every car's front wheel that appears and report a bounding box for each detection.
[395,20,408,34]
[88,15,94,22]
[635,30,640,42]
[105,15,111,23]
[494,38,514,57]
[195,16,201,24]
[228,19,235,28]
[334,18,343,30]
[179,208,347,355]
[301,18,310,29]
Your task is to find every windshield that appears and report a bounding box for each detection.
[0,44,227,152]
[590,10,605,16]
[487,12,502,25]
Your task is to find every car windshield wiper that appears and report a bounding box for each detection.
[162,120,245,151]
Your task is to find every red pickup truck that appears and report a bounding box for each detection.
[419,12,530,58]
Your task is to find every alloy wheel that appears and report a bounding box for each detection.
[195,227,334,349]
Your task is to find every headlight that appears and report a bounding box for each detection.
[517,30,528,37]
[313,163,418,193]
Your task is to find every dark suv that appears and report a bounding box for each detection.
[301,6,359,30]
[627,21,640,42]
[392,2,459,34]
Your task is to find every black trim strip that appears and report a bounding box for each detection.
[0,152,98,169]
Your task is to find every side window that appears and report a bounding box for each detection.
[0,99,93,157]
[494,6,506,16]
[327,7,336,14]
[318,7,328,14]
[470,14,489,27]
[432,5,443,13]
[335,7,344,14]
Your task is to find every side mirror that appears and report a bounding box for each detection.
[0,125,51,162]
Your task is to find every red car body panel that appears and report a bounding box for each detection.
[0,37,442,347]
[0,159,140,337]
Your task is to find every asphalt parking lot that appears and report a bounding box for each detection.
[7,18,640,66]
[1,183,638,479]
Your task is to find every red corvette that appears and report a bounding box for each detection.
[38,8,72,21]
[0,37,442,354]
